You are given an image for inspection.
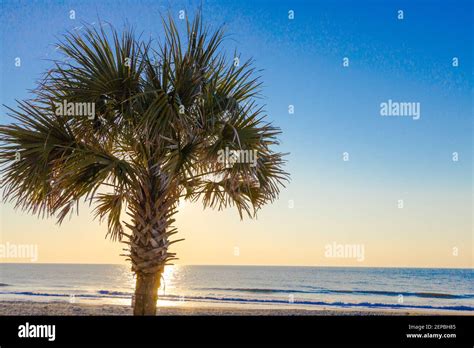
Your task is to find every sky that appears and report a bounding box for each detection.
[0,0,472,268]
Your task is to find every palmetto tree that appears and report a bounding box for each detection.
[0,14,288,315]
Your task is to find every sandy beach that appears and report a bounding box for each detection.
[1,301,471,316]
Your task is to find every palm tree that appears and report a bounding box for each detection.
[0,14,289,315]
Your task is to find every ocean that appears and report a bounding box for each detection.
[0,264,473,312]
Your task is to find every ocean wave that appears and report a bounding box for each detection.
[0,290,131,299]
[196,287,474,299]
[1,290,473,311]
[97,290,131,296]
[162,294,474,311]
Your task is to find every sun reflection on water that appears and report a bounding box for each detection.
[157,265,184,307]
[160,265,178,292]
[113,264,186,308]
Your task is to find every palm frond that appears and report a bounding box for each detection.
[0,12,289,241]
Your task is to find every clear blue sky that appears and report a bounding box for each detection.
[0,0,472,267]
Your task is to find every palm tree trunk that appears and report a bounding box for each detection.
[133,269,163,315]
[126,174,179,316]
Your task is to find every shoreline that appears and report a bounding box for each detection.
[1,300,472,316]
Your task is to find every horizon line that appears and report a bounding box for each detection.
[0,262,472,270]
